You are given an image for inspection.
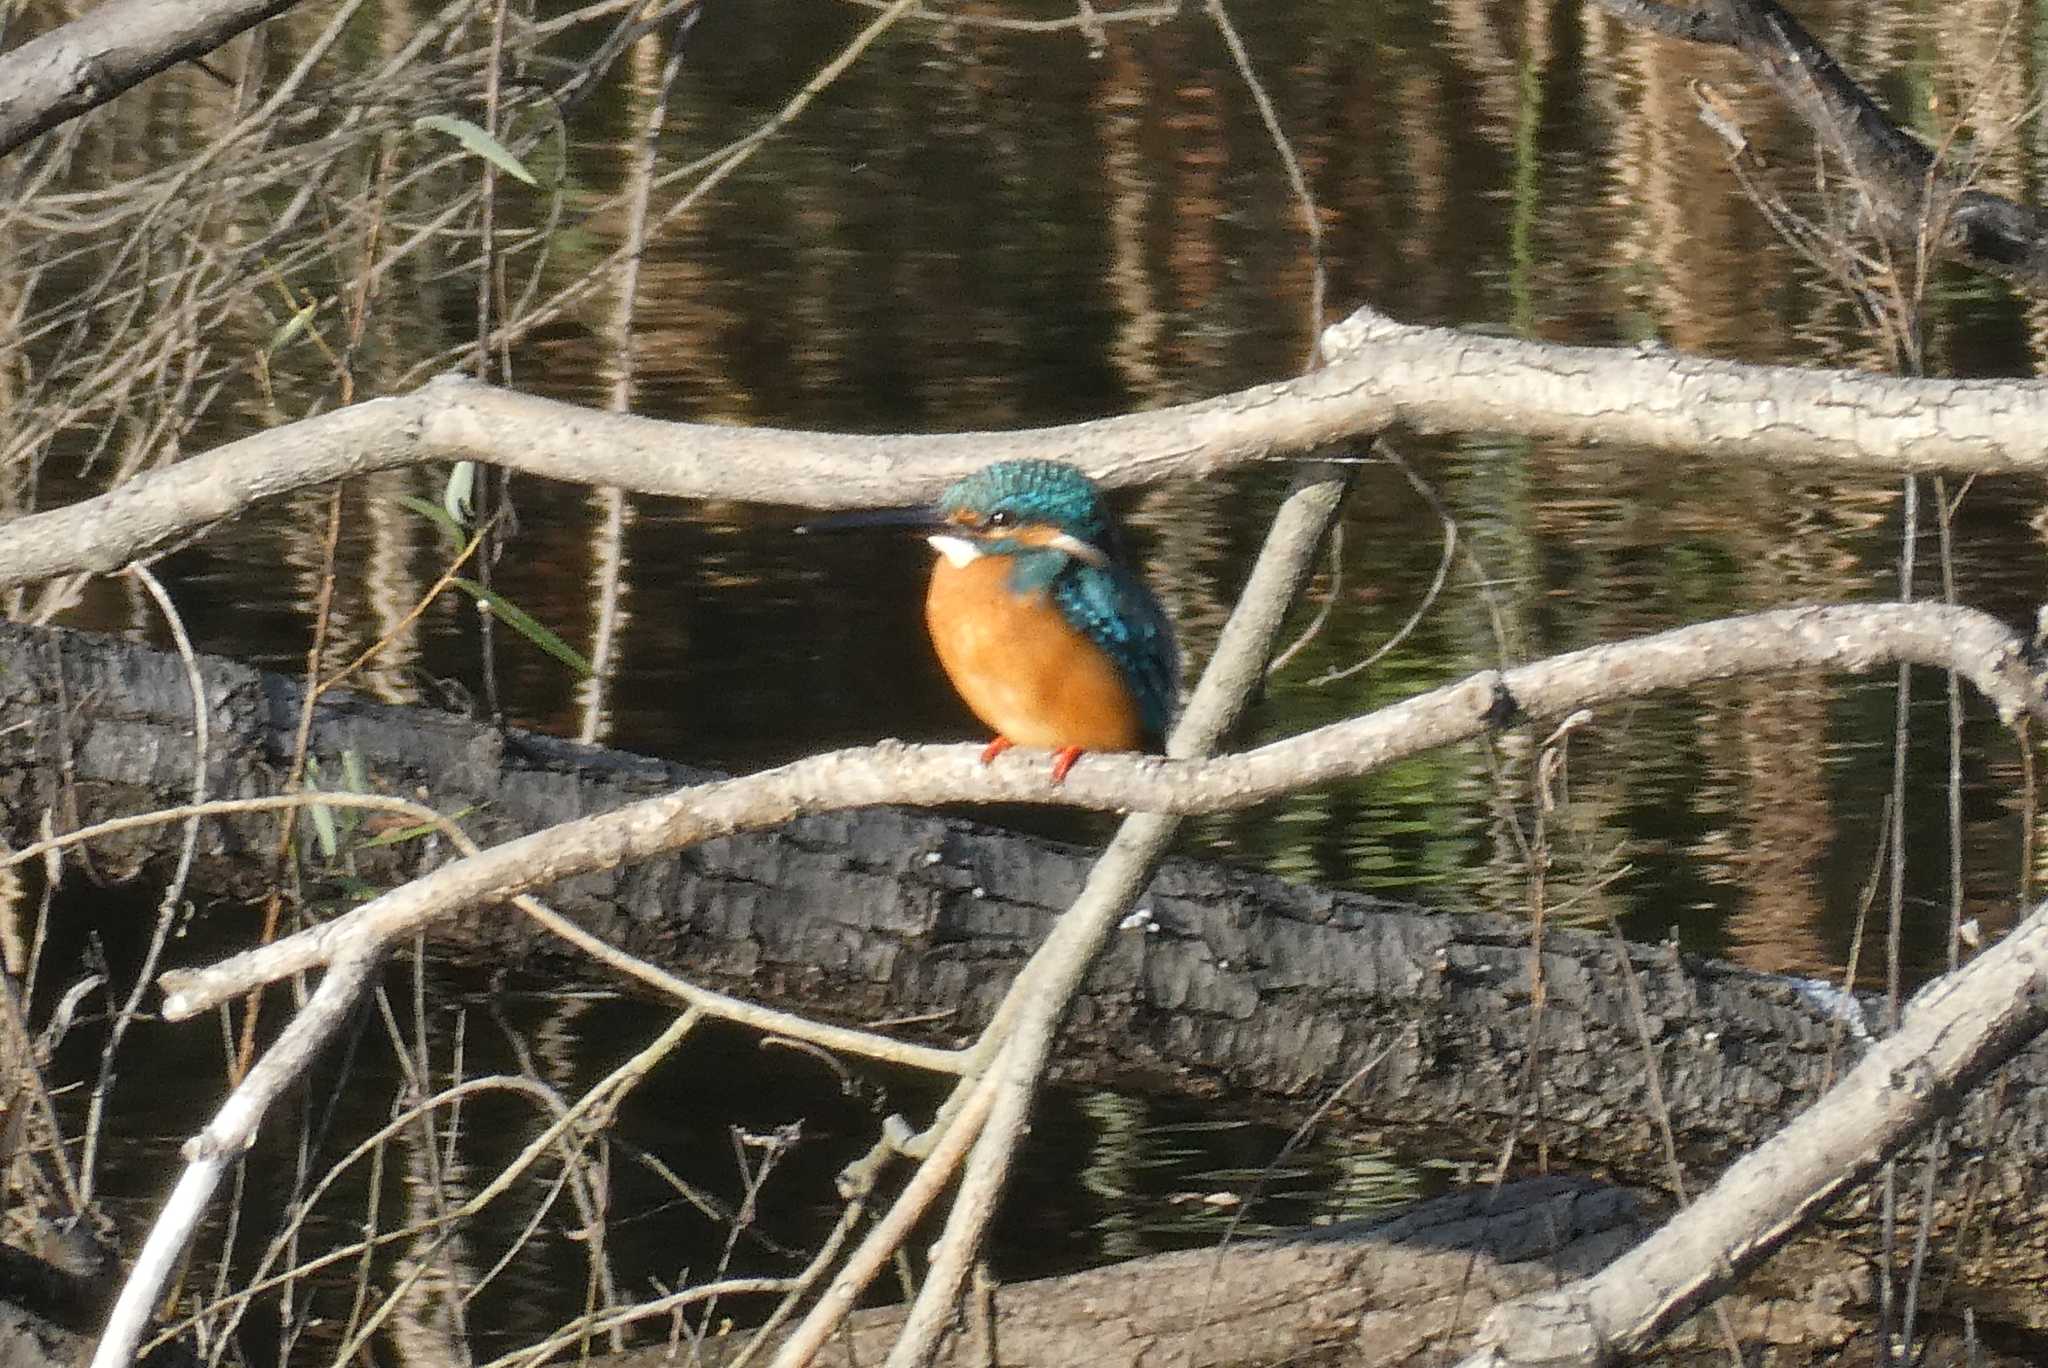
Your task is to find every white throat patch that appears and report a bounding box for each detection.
[927,534,983,568]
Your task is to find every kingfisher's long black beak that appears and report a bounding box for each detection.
[795,504,946,535]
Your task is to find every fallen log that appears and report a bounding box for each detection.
[2,617,2046,1196]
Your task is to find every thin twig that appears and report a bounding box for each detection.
[1305,447,1460,687]
[81,563,207,1201]
[762,1067,1002,1368]
[92,942,387,1368]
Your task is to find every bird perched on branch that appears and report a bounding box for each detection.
[806,459,1179,782]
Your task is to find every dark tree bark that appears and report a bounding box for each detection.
[11,621,2048,1352]
[0,1233,194,1368]
[0,0,302,159]
[1598,0,2048,286]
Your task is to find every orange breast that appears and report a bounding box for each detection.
[925,555,1144,753]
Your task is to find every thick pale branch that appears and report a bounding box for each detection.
[156,602,2048,1018]
[4,790,967,1075]
[8,309,2048,590]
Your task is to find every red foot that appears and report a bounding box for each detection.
[1049,746,1085,784]
[979,736,1015,766]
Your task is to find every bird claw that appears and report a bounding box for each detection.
[980,737,1084,784]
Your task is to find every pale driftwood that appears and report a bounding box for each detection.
[603,1176,2015,1368]
[0,0,304,158]
[9,304,2048,591]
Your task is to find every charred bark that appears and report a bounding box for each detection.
[0,1232,194,1368]
[3,617,2048,1201]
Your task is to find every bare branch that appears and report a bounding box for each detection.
[1597,0,2048,284]
[10,307,2048,592]
[154,602,2048,1018]
[0,0,305,158]
[1589,0,1733,43]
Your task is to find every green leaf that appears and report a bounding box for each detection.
[450,578,593,678]
[397,493,467,549]
[443,461,478,528]
[359,805,477,849]
[306,795,339,861]
[414,113,538,186]
[267,299,319,356]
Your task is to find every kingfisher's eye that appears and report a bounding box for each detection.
[984,509,1016,530]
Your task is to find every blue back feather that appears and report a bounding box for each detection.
[1051,563,1179,744]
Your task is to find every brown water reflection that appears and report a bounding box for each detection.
[12,0,2048,1355]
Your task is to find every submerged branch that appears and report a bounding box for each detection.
[0,0,305,158]
[1461,892,2048,1366]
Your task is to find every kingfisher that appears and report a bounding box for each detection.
[806,460,1179,783]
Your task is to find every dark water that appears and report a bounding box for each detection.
[18,0,2048,1356]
